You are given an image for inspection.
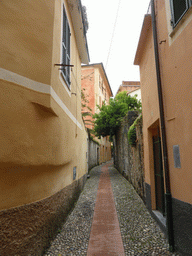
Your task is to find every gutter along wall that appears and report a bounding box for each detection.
[0,0,89,255]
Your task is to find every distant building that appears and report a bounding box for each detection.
[81,63,113,164]
[116,81,140,95]
[128,87,142,101]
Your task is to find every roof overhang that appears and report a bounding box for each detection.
[134,14,152,65]
[67,0,90,64]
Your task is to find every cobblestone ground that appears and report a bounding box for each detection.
[109,166,181,256]
[44,162,181,256]
[44,165,101,256]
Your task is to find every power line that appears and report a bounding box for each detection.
[105,0,122,70]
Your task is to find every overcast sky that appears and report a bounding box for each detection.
[81,0,150,95]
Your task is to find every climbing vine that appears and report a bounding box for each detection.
[127,114,142,146]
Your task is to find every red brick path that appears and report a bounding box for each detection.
[87,163,125,255]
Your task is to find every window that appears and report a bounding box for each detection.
[61,7,71,88]
[170,0,192,28]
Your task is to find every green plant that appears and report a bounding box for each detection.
[127,114,142,146]
[93,91,141,140]
[128,123,137,146]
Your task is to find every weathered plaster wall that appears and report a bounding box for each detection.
[0,175,87,256]
[114,111,144,199]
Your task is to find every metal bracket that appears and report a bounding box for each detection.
[54,63,74,67]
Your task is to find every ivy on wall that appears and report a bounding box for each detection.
[127,114,142,146]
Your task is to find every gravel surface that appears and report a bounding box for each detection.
[44,162,181,256]
[109,165,181,256]
[44,165,101,256]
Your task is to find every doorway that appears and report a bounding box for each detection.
[153,135,165,215]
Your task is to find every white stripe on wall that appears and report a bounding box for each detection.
[0,68,82,130]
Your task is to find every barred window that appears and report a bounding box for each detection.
[61,7,71,88]
[170,0,192,28]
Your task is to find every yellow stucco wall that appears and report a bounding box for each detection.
[138,26,161,209]
[136,0,192,206]
[0,0,88,210]
[0,0,54,85]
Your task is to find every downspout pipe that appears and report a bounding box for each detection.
[151,0,174,252]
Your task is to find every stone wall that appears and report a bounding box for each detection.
[114,111,144,200]
[0,175,87,256]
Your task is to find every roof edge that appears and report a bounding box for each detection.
[134,14,152,66]
[67,0,90,64]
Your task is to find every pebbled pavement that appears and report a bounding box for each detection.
[44,161,181,256]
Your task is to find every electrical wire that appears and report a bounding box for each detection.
[105,0,122,70]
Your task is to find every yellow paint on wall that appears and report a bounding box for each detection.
[0,0,88,210]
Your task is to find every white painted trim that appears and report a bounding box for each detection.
[0,67,50,94]
[0,67,82,130]
[50,87,82,129]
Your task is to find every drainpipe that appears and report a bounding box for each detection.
[151,0,174,252]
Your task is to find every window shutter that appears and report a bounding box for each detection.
[170,0,188,27]
[61,6,71,88]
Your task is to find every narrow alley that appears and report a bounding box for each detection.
[44,161,180,256]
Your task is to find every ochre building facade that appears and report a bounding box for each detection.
[134,0,192,254]
[0,0,89,255]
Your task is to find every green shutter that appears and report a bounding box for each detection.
[170,0,189,27]
[62,6,71,88]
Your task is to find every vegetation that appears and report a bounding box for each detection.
[93,91,141,140]
[127,114,142,146]
[128,123,137,146]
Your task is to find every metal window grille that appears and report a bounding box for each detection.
[61,7,71,88]
[170,0,191,27]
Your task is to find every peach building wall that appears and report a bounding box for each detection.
[134,1,192,254]
[81,63,113,164]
